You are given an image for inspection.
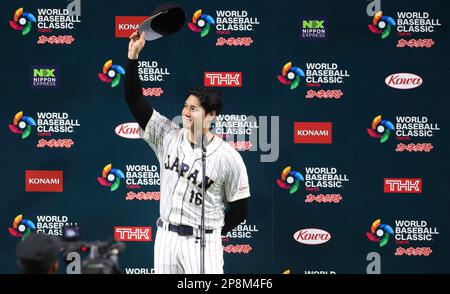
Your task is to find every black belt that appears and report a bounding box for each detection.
[157,219,213,236]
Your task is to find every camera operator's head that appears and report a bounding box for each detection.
[16,232,62,274]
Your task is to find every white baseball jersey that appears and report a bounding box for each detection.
[139,109,251,230]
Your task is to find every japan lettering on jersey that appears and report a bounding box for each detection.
[139,110,251,230]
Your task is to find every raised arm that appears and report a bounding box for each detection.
[124,31,153,129]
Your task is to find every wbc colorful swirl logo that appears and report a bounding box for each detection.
[9,8,36,36]
[9,111,36,139]
[367,115,395,143]
[97,164,125,192]
[188,9,215,37]
[276,166,304,194]
[366,219,394,247]
[277,62,305,90]
[8,214,36,240]
[98,60,125,88]
[368,11,396,39]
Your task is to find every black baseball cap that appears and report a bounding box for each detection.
[16,233,62,274]
[138,2,186,41]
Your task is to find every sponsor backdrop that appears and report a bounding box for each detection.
[1,0,449,274]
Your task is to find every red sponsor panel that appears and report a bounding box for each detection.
[114,226,152,241]
[204,72,242,87]
[115,16,149,38]
[25,170,63,192]
[384,178,422,193]
[294,122,332,144]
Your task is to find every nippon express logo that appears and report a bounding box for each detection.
[98,60,125,88]
[366,219,439,256]
[98,163,160,193]
[294,122,332,144]
[300,17,328,40]
[9,214,78,238]
[9,8,36,36]
[277,166,349,194]
[367,115,440,147]
[30,66,59,89]
[25,170,63,192]
[138,61,170,82]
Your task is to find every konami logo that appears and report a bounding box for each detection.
[385,73,423,90]
[115,122,140,139]
[204,72,242,87]
[25,170,63,192]
[384,178,422,193]
[293,228,331,245]
[294,122,332,144]
[114,226,152,241]
[115,16,149,38]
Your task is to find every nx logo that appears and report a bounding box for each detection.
[384,178,422,193]
[366,252,381,274]
[204,72,242,87]
[303,20,324,29]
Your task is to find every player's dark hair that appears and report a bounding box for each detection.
[187,87,222,115]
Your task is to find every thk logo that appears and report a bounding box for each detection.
[204,72,242,87]
[294,122,332,144]
[384,178,422,193]
[114,227,152,241]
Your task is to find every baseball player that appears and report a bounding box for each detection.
[124,31,251,274]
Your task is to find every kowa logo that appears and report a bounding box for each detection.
[385,73,422,89]
[115,122,140,139]
[293,228,331,245]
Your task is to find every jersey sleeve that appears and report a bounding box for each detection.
[224,151,251,202]
[139,109,179,161]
